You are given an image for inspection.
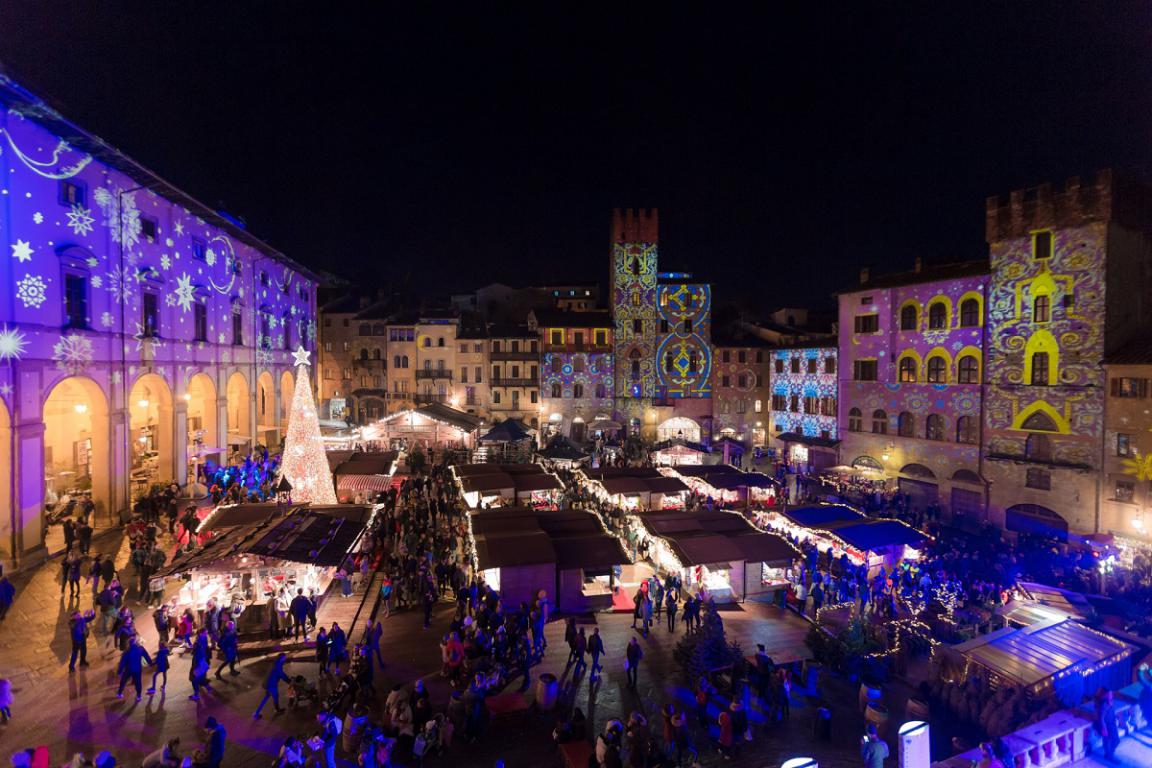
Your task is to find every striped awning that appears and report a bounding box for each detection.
[336,474,394,493]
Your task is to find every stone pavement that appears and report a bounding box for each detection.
[0,530,891,767]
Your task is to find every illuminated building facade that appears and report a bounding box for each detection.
[711,338,771,450]
[983,171,1152,538]
[415,316,457,406]
[838,261,990,519]
[610,209,660,435]
[1101,346,1152,539]
[455,324,489,418]
[487,324,541,427]
[0,74,317,567]
[529,310,613,441]
[769,344,839,471]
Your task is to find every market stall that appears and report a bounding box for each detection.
[330,451,398,503]
[536,434,591,469]
[651,438,711,466]
[164,502,373,634]
[362,402,482,452]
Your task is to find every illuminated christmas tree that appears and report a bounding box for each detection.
[278,347,337,504]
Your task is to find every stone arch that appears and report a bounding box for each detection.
[1006,503,1068,541]
[43,376,112,522]
[0,397,12,561]
[657,416,700,443]
[225,370,252,451]
[129,372,175,488]
[899,463,936,479]
[1023,330,1060,386]
[279,370,294,428]
[256,371,277,445]
[851,455,883,471]
[186,371,218,466]
[1011,399,1070,434]
[951,469,984,485]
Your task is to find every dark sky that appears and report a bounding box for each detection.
[2,4,1150,311]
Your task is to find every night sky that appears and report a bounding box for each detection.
[2,4,1150,311]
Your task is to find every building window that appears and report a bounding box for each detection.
[898,357,917,383]
[927,302,947,330]
[142,292,159,337]
[1033,294,1050,323]
[772,394,787,412]
[926,356,946,383]
[551,383,562,398]
[775,359,784,374]
[854,315,879,333]
[475,367,482,382]
[1116,480,1135,502]
[1033,230,1053,260]
[1026,433,1052,461]
[59,179,86,206]
[573,383,584,398]
[1026,468,1051,490]
[632,319,643,334]
[738,350,747,364]
[803,396,817,414]
[959,298,980,327]
[194,303,208,342]
[437,337,445,347]
[957,355,979,384]
[721,375,730,388]
[342,367,352,380]
[594,330,607,346]
[1118,433,1133,457]
[900,305,918,331]
[754,399,762,413]
[825,357,836,374]
[492,390,501,404]
[232,313,243,345]
[898,412,915,437]
[872,409,888,434]
[1112,377,1150,398]
[738,373,749,388]
[956,415,977,444]
[688,352,699,373]
[192,238,207,262]
[807,358,817,374]
[756,374,764,387]
[925,413,945,441]
[530,390,538,404]
[789,395,799,412]
[848,408,863,432]
[63,274,88,329]
[596,383,607,399]
[140,216,158,243]
[736,399,748,414]
[460,368,468,384]
[853,359,877,381]
[1030,352,1050,385]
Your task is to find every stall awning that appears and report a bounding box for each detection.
[644,477,690,494]
[776,432,841,448]
[781,504,865,528]
[601,477,653,495]
[727,533,800,565]
[480,420,533,443]
[336,474,395,493]
[823,519,928,551]
[513,474,564,493]
[474,531,556,569]
[460,474,515,493]
[333,452,398,476]
[552,537,630,571]
[664,534,744,567]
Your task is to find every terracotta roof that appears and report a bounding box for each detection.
[1103,338,1152,365]
[839,259,990,293]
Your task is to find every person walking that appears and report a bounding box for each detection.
[1096,690,1120,761]
[588,627,606,682]
[215,621,239,678]
[365,618,385,669]
[147,642,170,694]
[329,622,348,675]
[253,653,290,719]
[625,637,643,690]
[564,617,577,664]
[316,626,330,676]
[641,594,653,638]
[152,603,171,646]
[116,635,153,701]
[571,627,588,675]
[188,635,211,702]
[860,724,889,768]
[318,709,342,768]
[665,590,678,633]
[716,703,734,760]
[68,609,93,671]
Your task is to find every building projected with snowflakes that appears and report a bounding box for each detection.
[0,73,316,565]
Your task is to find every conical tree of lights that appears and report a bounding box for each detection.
[278,347,337,504]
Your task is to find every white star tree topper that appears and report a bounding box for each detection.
[291,346,311,368]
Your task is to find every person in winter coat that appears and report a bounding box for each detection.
[729,699,749,749]
[214,621,240,678]
[716,704,734,760]
[68,609,94,671]
[116,635,153,701]
[625,638,643,689]
[588,627,606,681]
[316,626,330,675]
[147,642,170,694]
[328,622,348,674]
[253,652,291,718]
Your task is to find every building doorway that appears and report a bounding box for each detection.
[43,376,111,522]
[129,373,175,492]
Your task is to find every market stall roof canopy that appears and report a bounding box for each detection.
[652,438,710,454]
[374,403,483,433]
[454,463,547,477]
[953,618,1134,688]
[579,467,688,496]
[821,519,928,551]
[165,502,371,576]
[469,507,629,571]
[637,510,799,566]
[479,419,533,443]
[537,435,590,461]
[583,467,664,480]
[705,472,777,490]
[331,452,399,477]
[781,504,866,528]
[460,474,516,493]
[336,474,395,493]
[601,477,655,495]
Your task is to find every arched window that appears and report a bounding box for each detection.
[925,414,945,441]
[551,383,562,398]
[359,348,369,361]
[848,407,862,432]
[959,298,980,327]
[898,357,917,382]
[1033,295,1050,323]
[956,415,977,444]
[926,356,946,383]
[957,355,979,384]
[1030,352,1050,385]
[1026,433,1052,460]
[401,355,409,368]
[898,412,915,437]
[899,305,918,331]
[629,349,641,380]
[358,323,371,336]
[928,302,947,329]
[1021,410,1058,432]
[631,257,640,276]
[437,337,445,347]
[595,383,606,399]
[372,348,381,360]
[393,355,401,369]
[573,383,584,398]
[872,409,888,434]
[422,337,431,348]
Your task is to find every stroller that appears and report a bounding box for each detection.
[287,675,320,709]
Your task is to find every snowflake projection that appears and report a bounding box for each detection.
[105,265,133,304]
[16,274,47,308]
[205,247,217,267]
[217,332,227,344]
[174,273,196,313]
[111,370,122,384]
[165,294,177,307]
[52,333,94,374]
[256,347,274,366]
[85,256,99,268]
[0,325,29,361]
[0,384,11,398]
[32,212,43,224]
[306,321,317,342]
[1123,454,1152,483]
[174,220,185,236]
[91,275,103,289]
[100,311,114,328]
[160,254,171,271]
[10,239,33,262]
[93,185,142,248]
[131,323,164,352]
[66,204,95,236]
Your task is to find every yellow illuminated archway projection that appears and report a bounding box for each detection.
[1022,330,1060,386]
[1010,400,1070,434]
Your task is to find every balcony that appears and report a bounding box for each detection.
[491,377,537,387]
[542,344,612,355]
[490,350,539,361]
[414,393,450,405]
[415,369,453,381]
